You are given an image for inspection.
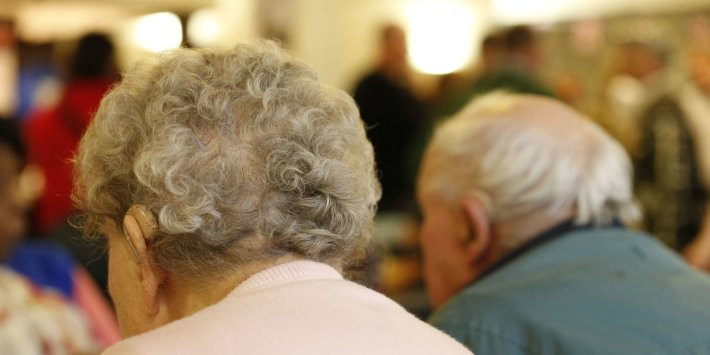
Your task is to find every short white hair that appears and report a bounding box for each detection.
[74,41,380,280]
[422,92,640,227]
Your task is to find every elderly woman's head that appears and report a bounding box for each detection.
[73,42,380,335]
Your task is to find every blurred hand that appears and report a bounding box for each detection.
[684,233,710,271]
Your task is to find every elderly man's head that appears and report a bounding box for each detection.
[417,92,639,307]
[73,42,379,335]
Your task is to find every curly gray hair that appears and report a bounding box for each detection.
[73,41,380,280]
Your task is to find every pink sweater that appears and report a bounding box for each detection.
[103,260,472,354]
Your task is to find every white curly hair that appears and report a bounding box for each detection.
[73,41,380,280]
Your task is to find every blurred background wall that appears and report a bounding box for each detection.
[0,0,707,90]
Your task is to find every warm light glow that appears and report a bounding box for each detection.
[132,12,183,52]
[405,0,477,75]
[187,8,221,47]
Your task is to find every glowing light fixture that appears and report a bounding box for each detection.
[405,0,477,75]
[133,12,183,52]
[187,8,221,47]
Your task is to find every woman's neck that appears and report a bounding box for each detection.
[164,254,302,321]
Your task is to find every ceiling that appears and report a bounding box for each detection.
[3,0,710,22]
[0,0,213,17]
[489,0,710,24]
[2,0,709,43]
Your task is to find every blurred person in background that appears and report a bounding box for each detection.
[73,42,471,355]
[480,26,553,96]
[0,117,117,353]
[24,33,117,236]
[636,34,710,271]
[16,41,63,120]
[418,92,710,354]
[353,24,429,317]
[479,34,505,75]
[0,119,25,260]
[0,267,97,354]
[439,26,554,117]
[600,41,668,157]
[23,33,117,299]
[353,24,425,212]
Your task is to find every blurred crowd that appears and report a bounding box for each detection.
[0,7,709,354]
[353,15,710,318]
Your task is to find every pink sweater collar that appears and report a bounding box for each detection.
[229,260,343,297]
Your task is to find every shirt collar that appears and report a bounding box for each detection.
[229,260,343,297]
[474,219,621,283]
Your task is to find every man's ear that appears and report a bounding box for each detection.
[460,197,491,262]
[123,211,165,316]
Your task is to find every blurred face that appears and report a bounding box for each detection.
[482,43,503,71]
[622,46,664,80]
[689,49,710,95]
[103,220,152,337]
[382,27,407,65]
[0,22,14,47]
[0,147,24,260]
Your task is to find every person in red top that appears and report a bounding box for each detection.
[24,33,116,234]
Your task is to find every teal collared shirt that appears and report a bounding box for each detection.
[429,225,710,355]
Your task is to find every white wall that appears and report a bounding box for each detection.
[289,0,409,89]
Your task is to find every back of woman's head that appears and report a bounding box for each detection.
[73,42,380,280]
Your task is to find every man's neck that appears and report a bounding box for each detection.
[474,215,617,285]
[496,213,573,251]
[473,214,576,281]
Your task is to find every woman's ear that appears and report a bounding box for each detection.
[123,212,165,316]
[460,198,491,263]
